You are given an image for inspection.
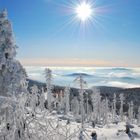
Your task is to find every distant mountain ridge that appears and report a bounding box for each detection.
[111,67,131,71]
[63,72,92,77]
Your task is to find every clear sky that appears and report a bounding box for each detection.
[0,0,140,67]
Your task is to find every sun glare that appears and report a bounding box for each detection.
[76,1,92,22]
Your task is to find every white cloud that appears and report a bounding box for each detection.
[107,81,140,88]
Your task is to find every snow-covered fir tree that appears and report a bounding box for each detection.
[59,90,64,111]
[74,75,86,123]
[101,98,109,125]
[85,92,89,115]
[0,9,28,140]
[30,85,39,113]
[128,101,134,123]
[119,93,124,121]
[39,87,45,110]
[45,68,53,111]
[112,93,117,122]
[137,107,140,126]
[71,96,79,118]
[91,87,101,123]
[64,87,70,114]
[0,9,28,97]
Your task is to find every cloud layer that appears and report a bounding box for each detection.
[25,66,140,88]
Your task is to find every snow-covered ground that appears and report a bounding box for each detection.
[91,123,140,140]
[33,111,140,140]
[54,120,140,140]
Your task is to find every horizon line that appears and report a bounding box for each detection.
[18,58,140,68]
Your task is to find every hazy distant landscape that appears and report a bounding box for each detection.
[25,66,140,88]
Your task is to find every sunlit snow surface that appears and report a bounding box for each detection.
[25,66,140,88]
[28,112,140,140]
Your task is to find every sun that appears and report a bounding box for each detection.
[76,1,93,22]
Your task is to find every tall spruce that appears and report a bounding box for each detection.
[0,9,28,96]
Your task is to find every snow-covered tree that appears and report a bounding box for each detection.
[101,98,109,125]
[0,9,28,97]
[85,92,89,115]
[128,101,134,124]
[112,93,117,122]
[91,87,101,123]
[74,75,86,123]
[137,107,140,126]
[64,87,70,114]
[119,93,124,121]
[45,68,53,111]
[59,90,64,111]
[0,9,28,140]
[29,85,39,113]
[39,87,45,111]
[71,96,79,118]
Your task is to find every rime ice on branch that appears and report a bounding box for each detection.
[0,9,28,96]
[0,9,28,140]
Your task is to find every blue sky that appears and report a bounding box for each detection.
[0,0,140,67]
